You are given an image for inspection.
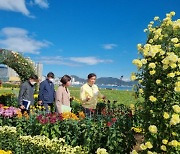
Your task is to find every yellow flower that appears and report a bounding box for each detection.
[132,59,143,69]
[131,73,136,81]
[148,125,157,134]
[130,150,138,154]
[167,73,175,78]
[162,139,168,145]
[172,132,177,136]
[149,39,153,43]
[169,140,178,147]
[140,144,147,150]
[145,141,153,149]
[141,59,147,64]
[96,148,108,154]
[156,79,161,84]
[172,105,180,113]
[144,29,148,32]
[154,16,159,21]
[0,150,12,154]
[34,94,38,99]
[174,43,180,47]
[130,104,135,109]
[170,114,180,125]
[131,127,142,133]
[149,70,156,75]
[170,63,177,69]
[139,89,143,94]
[171,38,178,43]
[175,86,180,92]
[161,145,167,151]
[137,44,142,51]
[138,80,143,84]
[148,63,156,69]
[163,112,170,119]
[170,11,175,16]
[150,110,153,113]
[149,96,157,102]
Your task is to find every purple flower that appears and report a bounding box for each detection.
[3,109,14,117]
[0,108,4,115]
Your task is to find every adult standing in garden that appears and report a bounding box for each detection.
[55,75,72,113]
[18,74,39,113]
[80,73,105,117]
[38,72,55,113]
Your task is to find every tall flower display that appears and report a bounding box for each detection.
[0,49,36,82]
[132,12,180,153]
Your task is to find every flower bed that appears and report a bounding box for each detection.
[0,102,136,153]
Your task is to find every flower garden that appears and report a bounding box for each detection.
[0,12,180,154]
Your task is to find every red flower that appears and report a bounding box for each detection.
[101,108,107,116]
[36,115,43,121]
[107,121,112,127]
[50,118,57,124]
[111,118,117,123]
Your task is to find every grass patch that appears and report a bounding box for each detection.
[0,87,137,106]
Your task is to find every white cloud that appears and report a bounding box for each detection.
[0,27,51,54]
[36,56,77,66]
[69,57,112,65]
[36,56,113,66]
[102,43,118,50]
[0,0,49,16]
[0,0,30,16]
[34,0,49,8]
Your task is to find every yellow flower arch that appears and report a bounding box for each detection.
[0,49,36,82]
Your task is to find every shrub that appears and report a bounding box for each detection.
[0,93,18,107]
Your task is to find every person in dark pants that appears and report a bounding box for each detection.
[38,72,55,113]
[18,74,39,114]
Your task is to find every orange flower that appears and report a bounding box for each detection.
[23,111,29,119]
[78,111,85,119]
[16,110,22,118]
[62,112,79,120]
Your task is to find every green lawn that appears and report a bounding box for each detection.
[0,87,137,106]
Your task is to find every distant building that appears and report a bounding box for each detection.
[8,67,20,82]
[0,65,8,82]
[35,63,43,80]
[71,77,82,85]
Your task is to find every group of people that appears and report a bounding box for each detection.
[18,72,105,116]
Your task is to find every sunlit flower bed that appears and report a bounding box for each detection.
[0,101,135,153]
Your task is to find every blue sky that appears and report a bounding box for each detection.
[0,0,180,80]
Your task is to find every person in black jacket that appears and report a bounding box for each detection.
[18,74,38,113]
[38,72,55,113]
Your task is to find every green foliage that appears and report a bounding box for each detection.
[0,93,18,107]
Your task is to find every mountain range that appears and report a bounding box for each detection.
[71,75,137,86]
